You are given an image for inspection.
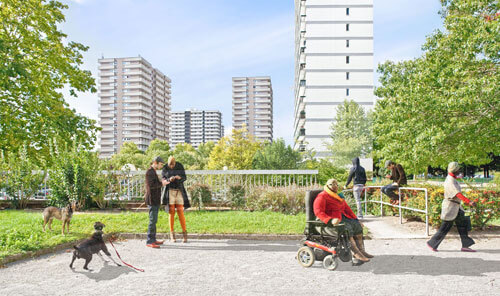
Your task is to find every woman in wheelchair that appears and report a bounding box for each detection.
[313,178,373,262]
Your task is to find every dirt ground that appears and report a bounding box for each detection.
[1,238,499,296]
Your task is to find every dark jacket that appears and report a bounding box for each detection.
[145,167,162,206]
[161,162,190,209]
[345,157,367,187]
[390,163,407,186]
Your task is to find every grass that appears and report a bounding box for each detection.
[0,210,306,260]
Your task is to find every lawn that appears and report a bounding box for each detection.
[0,210,306,260]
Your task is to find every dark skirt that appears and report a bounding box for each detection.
[341,215,363,236]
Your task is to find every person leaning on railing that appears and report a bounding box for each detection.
[314,178,373,262]
[426,162,477,252]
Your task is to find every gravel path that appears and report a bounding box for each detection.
[1,238,499,296]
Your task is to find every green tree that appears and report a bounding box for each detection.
[143,139,170,168]
[252,138,302,169]
[207,128,261,170]
[300,158,348,185]
[172,143,197,169]
[328,100,372,167]
[374,0,500,174]
[110,142,145,170]
[0,0,98,163]
[194,141,215,170]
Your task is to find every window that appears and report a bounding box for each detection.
[300,80,306,86]
[346,24,349,31]
[346,40,350,48]
[346,72,350,80]
[346,88,350,96]
[346,8,350,16]
[346,56,350,64]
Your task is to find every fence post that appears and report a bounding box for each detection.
[425,189,429,236]
[380,187,383,217]
[399,188,403,224]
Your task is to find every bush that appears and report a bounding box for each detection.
[246,185,306,215]
[188,183,212,207]
[48,141,103,209]
[1,146,45,209]
[228,184,245,209]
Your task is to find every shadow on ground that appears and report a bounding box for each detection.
[158,240,299,253]
[71,261,137,282]
[336,255,500,276]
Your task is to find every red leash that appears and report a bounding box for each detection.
[109,239,145,272]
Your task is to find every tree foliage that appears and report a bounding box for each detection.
[374,0,500,174]
[252,138,301,169]
[110,142,145,170]
[328,100,372,167]
[207,128,262,170]
[0,0,98,163]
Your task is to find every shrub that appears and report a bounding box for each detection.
[188,183,212,207]
[228,184,245,209]
[1,146,45,209]
[246,185,306,215]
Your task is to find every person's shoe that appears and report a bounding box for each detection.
[170,232,176,243]
[393,200,400,205]
[461,247,476,252]
[182,231,188,243]
[349,237,370,262]
[355,235,374,258]
[153,240,164,245]
[146,243,160,248]
[427,242,438,252]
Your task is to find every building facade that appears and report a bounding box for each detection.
[293,0,374,156]
[170,109,224,148]
[232,76,273,142]
[98,56,171,158]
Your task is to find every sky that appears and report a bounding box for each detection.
[61,0,443,145]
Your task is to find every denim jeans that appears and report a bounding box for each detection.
[147,205,159,244]
[382,184,399,201]
[353,184,364,218]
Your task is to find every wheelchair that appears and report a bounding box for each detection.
[296,189,355,271]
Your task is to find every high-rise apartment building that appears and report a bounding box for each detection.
[232,76,273,142]
[170,109,224,148]
[293,0,374,157]
[98,56,171,158]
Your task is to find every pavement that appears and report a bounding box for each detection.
[1,216,499,295]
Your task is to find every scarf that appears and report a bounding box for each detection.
[324,185,344,202]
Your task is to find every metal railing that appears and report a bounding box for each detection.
[359,186,429,236]
[0,170,319,203]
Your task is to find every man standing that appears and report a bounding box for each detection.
[162,156,190,243]
[345,157,367,219]
[145,156,165,248]
[382,160,407,205]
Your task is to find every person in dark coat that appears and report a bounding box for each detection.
[144,156,165,248]
[345,157,367,219]
[382,160,407,205]
[162,156,190,243]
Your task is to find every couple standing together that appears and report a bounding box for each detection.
[144,156,191,248]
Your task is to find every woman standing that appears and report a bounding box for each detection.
[162,156,191,243]
[314,178,373,262]
[427,162,476,252]
[345,157,367,219]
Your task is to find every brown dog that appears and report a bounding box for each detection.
[42,204,73,235]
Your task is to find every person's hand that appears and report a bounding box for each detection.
[392,182,398,186]
[169,176,175,182]
[175,176,182,180]
[162,180,169,186]
[330,218,340,225]
[469,201,476,207]
[385,175,391,179]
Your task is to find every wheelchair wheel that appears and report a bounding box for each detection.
[297,246,315,268]
[322,255,338,271]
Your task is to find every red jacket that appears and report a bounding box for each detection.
[313,191,357,224]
